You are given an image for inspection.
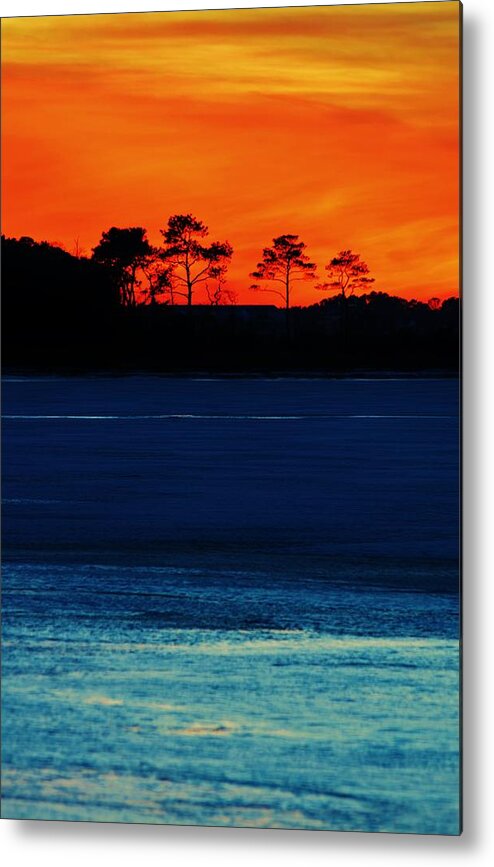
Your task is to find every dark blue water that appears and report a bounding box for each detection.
[1,377,460,833]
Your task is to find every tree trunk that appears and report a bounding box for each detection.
[185,254,192,306]
[129,264,137,307]
[285,274,291,338]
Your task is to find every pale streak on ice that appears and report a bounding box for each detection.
[3,413,453,420]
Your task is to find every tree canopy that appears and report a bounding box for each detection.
[159,214,233,306]
[92,227,154,307]
[317,249,374,298]
[250,234,317,309]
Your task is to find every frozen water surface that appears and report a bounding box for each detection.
[1,377,460,833]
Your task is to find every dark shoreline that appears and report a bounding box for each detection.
[3,237,460,382]
[2,367,460,380]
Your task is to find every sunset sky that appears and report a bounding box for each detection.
[1,2,460,305]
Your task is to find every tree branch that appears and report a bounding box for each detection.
[251,286,286,302]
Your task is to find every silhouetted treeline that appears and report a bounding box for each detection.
[2,235,459,373]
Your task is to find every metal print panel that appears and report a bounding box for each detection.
[1,2,461,834]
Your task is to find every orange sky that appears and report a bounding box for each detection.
[1,2,460,305]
